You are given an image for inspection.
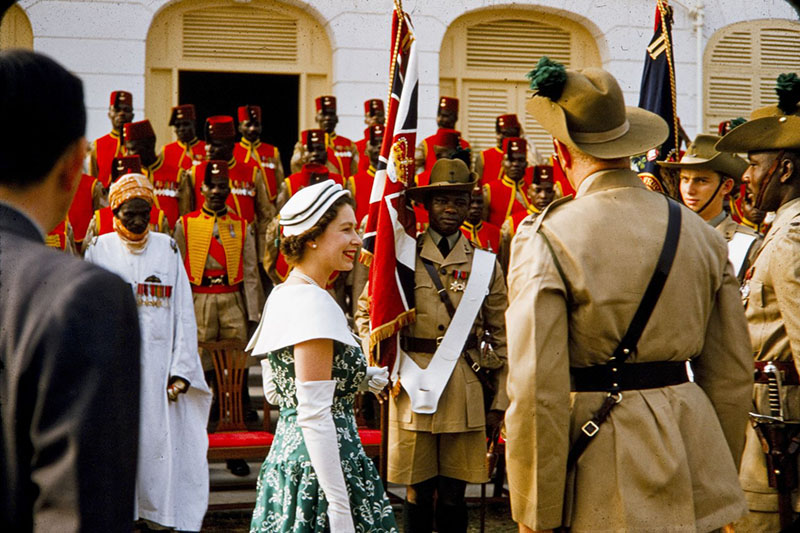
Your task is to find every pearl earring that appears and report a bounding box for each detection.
[311,243,318,249]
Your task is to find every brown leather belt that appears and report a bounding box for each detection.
[401,334,478,354]
[571,361,690,392]
[755,361,800,386]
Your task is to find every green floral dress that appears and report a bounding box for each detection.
[250,341,398,532]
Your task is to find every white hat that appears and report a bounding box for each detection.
[279,180,350,237]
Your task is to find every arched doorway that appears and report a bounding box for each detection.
[1,5,34,50]
[704,19,800,132]
[145,0,332,170]
[439,8,601,155]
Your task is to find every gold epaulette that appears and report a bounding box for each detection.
[217,213,245,284]
[184,212,215,284]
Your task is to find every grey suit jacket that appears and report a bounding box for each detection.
[0,203,141,532]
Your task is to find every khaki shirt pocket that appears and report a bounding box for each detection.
[464,365,486,429]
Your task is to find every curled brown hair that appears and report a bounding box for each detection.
[280,194,355,265]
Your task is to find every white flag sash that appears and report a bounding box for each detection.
[398,248,495,414]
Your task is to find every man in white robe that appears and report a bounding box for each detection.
[85,173,211,532]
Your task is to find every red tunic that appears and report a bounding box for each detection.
[355,133,370,174]
[460,220,501,253]
[551,156,576,197]
[484,173,535,228]
[233,139,280,201]
[191,159,262,225]
[144,155,182,229]
[478,147,505,187]
[93,206,165,235]
[326,133,357,178]
[161,138,206,171]
[68,174,99,244]
[420,129,470,173]
[506,207,540,237]
[45,220,68,251]
[285,165,344,198]
[91,130,125,188]
[348,166,375,226]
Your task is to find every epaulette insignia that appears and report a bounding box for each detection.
[170,239,178,253]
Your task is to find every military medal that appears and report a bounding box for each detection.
[450,270,466,292]
[741,266,754,306]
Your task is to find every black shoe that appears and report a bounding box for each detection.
[435,502,468,533]
[226,459,250,477]
[403,500,433,533]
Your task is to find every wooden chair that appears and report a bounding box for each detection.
[202,339,274,462]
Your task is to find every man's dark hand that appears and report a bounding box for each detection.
[486,409,504,438]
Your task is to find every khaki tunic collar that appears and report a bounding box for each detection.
[575,168,646,197]
[419,229,472,268]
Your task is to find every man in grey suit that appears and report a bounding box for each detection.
[0,49,141,531]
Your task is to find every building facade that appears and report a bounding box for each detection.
[2,0,798,162]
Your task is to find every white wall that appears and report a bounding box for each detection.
[18,0,798,142]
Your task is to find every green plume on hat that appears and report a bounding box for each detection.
[729,117,747,130]
[527,57,567,101]
[776,73,800,115]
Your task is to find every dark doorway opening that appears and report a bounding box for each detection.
[178,71,299,173]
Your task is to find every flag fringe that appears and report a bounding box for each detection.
[368,308,416,363]
[359,248,374,267]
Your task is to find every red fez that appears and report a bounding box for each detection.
[301,129,326,150]
[533,165,554,184]
[315,96,337,113]
[205,116,236,140]
[496,114,520,131]
[434,129,461,149]
[503,137,527,155]
[368,124,385,144]
[237,105,261,124]
[111,155,142,182]
[203,160,229,182]
[364,99,384,116]
[124,120,155,142]
[169,104,195,126]
[439,96,459,113]
[110,90,132,108]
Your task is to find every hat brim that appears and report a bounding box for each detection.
[406,179,477,203]
[526,96,669,159]
[657,153,747,180]
[715,116,800,153]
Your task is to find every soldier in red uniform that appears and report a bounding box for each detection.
[474,114,521,186]
[45,219,78,255]
[498,164,555,272]
[67,172,107,251]
[460,184,500,252]
[233,104,284,203]
[290,96,359,177]
[483,137,536,227]
[278,129,345,209]
[89,90,133,189]
[124,119,184,229]
[82,156,169,252]
[355,99,385,174]
[349,124,383,226]
[161,104,205,172]
[180,116,274,260]
[415,96,470,176]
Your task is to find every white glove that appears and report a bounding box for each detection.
[358,366,389,396]
[296,380,355,533]
[261,359,281,405]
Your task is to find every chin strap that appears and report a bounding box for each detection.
[754,150,785,210]
[694,177,726,218]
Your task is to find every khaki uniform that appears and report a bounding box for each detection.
[714,212,762,283]
[358,231,508,485]
[505,169,751,531]
[174,213,263,369]
[737,197,800,530]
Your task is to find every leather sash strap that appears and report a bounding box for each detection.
[401,334,478,354]
[571,361,689,392]
[566,197,682,471]
[398,248,495,414]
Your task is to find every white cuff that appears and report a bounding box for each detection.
[261,359,280,405]
[296,380,355,533]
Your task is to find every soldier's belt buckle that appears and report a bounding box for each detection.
[581,421,600,437]
[436,336,444,346]
[210,276,224,285]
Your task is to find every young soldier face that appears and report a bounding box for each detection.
[427,192,470,236]
[207,137,235,161]
[116,197,150,234]
[238,119,262,143]
[679,168,731,219]
[503,151,527,181]
[466,189,484,225]
[109,104,134,131]
[202,174,231,211]
[531,181,555,211]
[436,108,457,129]
[173,119,196,144]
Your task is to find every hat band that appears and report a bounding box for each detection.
[678,155,713,164]
[571,120,630,144]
